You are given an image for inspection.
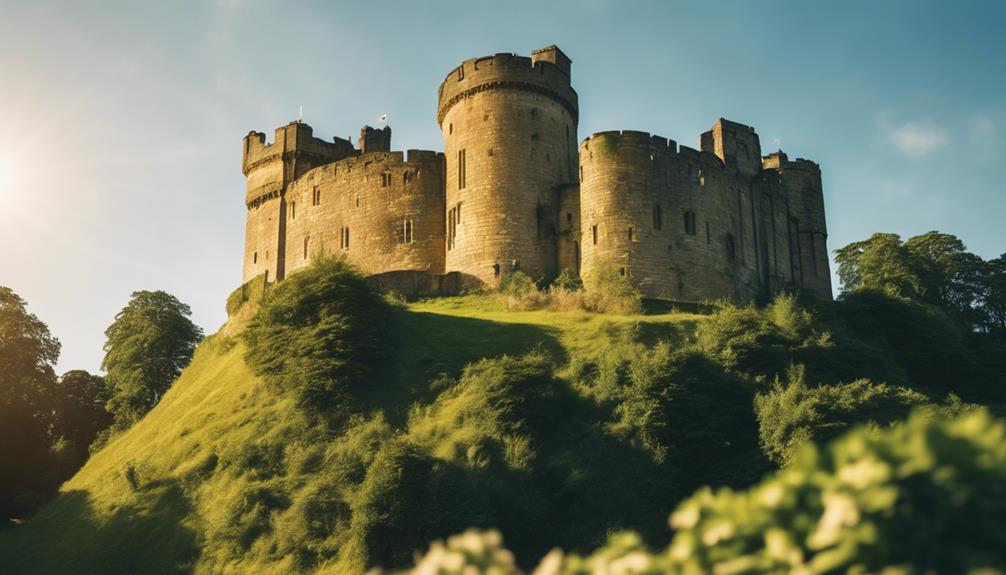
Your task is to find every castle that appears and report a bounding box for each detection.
[242,45,832,302]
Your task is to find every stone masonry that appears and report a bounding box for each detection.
[241,45,832,302]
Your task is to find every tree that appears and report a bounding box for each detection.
[904,231,985,321]
[834,232,924,299]
[102,291,203,429]
[979,254,1006,334]
[50,371,112,475]
[0,286,61,520]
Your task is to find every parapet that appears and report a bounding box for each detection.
[437,46,579,125]
[762,151,821,173]
[242,121,356,175]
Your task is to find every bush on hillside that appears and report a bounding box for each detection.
[582,265,642,314]
[755,365,929,466]
[405,409,1006,574]
[497,271,546,311]
[243,258,390,416]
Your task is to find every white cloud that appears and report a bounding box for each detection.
[888,121,947,156]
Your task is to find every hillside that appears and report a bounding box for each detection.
[0,290,710,574]
[1,261,1000,574]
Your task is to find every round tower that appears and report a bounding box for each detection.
[437,45,579,286]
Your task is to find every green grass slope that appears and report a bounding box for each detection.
[0,296,705,574]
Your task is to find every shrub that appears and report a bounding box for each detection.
[498,271,545,311]
[243,257,390,416]
[755,365,929,466]
[405,409,1006,574]
[582,265,642,314]
[667,408,1006,573]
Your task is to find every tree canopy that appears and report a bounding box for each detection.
[835,231,1005,333]
[102,290,203,429]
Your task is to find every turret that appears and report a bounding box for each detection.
[701,118,762,177]
[437,45,579,286]
[358,125,392,154]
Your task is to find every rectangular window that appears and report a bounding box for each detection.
[312,187,321,206]
[340,227,350,250]
[381,173,391,187]
[653,204,662,230]
[458,149,466,189]
[404,219,413,243]
[289,201,296,219]
[304,237,309,259]
[628,227,635,241]
[253,252,258,264]
[592,224,598,245]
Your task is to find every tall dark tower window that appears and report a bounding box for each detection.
[458,149,467,189]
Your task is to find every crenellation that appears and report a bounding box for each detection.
[240,44,831,301]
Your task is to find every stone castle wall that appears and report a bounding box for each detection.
[282,150,445,278]
[239,44,833,302]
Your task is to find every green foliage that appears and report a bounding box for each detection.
[755,365,929,466]
[583,264,643,314]
[667,408,1006,573]
[696,294,827,380]
[243,257,390,416]
[102,290,203,430]
[497,271,545,310]
[552,268,583,292]
[0,286,62,520]
[405,410,1006,574]
[835,230,1005,333]
[51,370,113,473]
[5,279,1005,573]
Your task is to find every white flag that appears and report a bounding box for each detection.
[378,113,388,123]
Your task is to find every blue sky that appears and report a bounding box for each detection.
[1,0,1003,373]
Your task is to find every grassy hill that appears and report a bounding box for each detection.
[2,261,998,574]
[0,290,711,574]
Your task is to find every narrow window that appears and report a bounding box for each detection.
[566,212,573,229]
[401,218,414,244]
[592,224,598,245]
[684,211,696,235]
[449,123,453,135]
[619,267,626,276]
[628,227,635,242]
[404,171,413,184]
[493,262,501,277]
[381,173,391,187]
[289,201,296,220]
[531,108,538,119]
[345,228,349,249]
[303,236,309,259]
[653,204,662,230]
[456,202,461,223]
[253,252,258,264]
[487,147,494,157]
[458,149,466,189]
[312,187,321,206]
[531,133,539,142]
[726,233,736,260]
[536,202,543,238]
[579,165,583,181]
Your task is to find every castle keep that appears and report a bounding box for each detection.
[242,45,832,301]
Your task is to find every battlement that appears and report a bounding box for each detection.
[581,130,730,168]
[242,121,356,176]
[762,151,821,173]
[437,45,579,125]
